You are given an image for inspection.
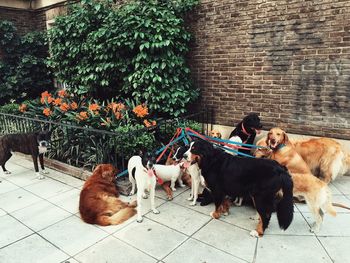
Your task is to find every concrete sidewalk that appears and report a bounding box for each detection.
[1,155,350,263]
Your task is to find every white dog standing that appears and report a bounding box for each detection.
[174,145,204,206]
[128,153,160,223]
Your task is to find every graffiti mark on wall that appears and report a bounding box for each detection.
[250,19,350,123]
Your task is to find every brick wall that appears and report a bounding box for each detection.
[187,0,350,140]
[0,7,37,34]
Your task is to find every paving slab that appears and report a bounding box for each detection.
[48,188,81,214]
[0,179,19,195]
[0,215,33,248]
[39,215,109,256]
[0,234,69,263]
[303,212,350,237]
[163,238,247,263]
[114,218,188,260]
[0,188,42,213]
[11,199,72,232]
[318,236,350,263]
[332,176,350,194]
[146,201,211,235]
[192,219,257,262]
[256,235,332,263]
[24,178,73,199]
[75,236,157,263]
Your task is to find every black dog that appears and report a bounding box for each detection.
[0,130,51,179]
[229,113,263,156]
[184,140,294,237]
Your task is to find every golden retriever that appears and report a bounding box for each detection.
[256,132,350,183]
[79,164,137,226]
[255,128,337,232]
[293,138,350,183]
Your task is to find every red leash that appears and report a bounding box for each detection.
[156,128,182,163]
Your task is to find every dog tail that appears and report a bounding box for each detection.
[276,171,294,230]
[96,206,137,226]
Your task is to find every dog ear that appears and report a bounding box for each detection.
[217,132,222,139]
[282,131,289,144]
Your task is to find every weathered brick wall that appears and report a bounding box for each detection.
[0,7,37,34]
[188,0,350,139]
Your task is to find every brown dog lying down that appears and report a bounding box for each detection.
[255,128,337,232]
[79,164,137,226]
[256,132,350,183]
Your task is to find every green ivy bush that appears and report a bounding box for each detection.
[0,21,53,104]
[48,0,199,117]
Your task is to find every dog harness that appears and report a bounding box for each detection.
[147,168,164,185]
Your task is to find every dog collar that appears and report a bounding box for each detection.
[241,123,251,136]
[271,144,286,152]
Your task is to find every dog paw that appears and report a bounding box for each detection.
[167,196,173,201]
[129,200,137,207]
[142,193,148,199]
[36,173,45,180]
[223,212,229,216]
[171,188,177,192]
[152,209,160,214]
[179,183,186,188]
[249,230,260,238]
[187,196,193,201]
[136,218,143,223]
[310,223,320,233]
[189,202,196,206]
[4,171,11,175]
[41,170,49,174]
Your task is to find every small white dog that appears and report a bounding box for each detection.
[128,153,160,223]
[153,163,185,192]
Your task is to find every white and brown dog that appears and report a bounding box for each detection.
[128,152,160,223]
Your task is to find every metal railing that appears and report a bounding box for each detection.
[0,109,212,172]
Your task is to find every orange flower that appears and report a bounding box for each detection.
[88,103,100,112]
[40,91,53,104]
[59,103,70,112]
[133,104,148,118]
[57,89,67,98]
[19,104,27,113]
[143,119,157,128]
[43,108,52,116]
[77,111,88,121]
[70,101,78,110]
[53,98,62,106]
[41,91,51,98]
[115,111,123,120]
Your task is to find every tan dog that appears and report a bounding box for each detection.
[255,128,337,232]
[256,134,350,183]
[293,138,350,183]
[210,129,222,138]
[79,164,137,226]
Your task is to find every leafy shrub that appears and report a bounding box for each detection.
[48,0,199,117]
[0,21,53,104]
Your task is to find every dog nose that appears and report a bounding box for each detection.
[183,154,188,160]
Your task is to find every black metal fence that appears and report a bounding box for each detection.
[0,110,212,172]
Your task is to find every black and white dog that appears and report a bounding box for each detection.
[172,145,204,206]
[229,113,263,156]
[128,152,160,223]
[0,130,51,179]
